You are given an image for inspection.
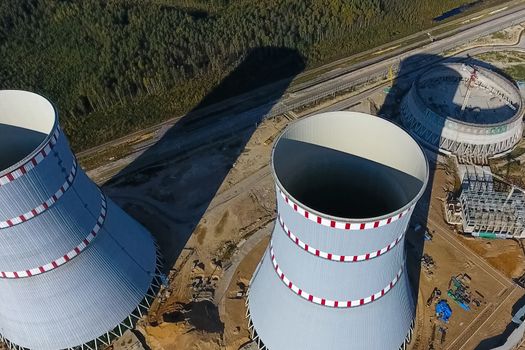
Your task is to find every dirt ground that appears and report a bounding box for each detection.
[80,40,525,349]
[94,84,525,350]
[463,238,525,279]
[102,112,290,350]
[221,237,270,350]
[407,160,525,350]
[104,110,525,350]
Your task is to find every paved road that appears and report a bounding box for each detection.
[79,2,525,165]
[280,6,525,112]
[88,17,525,184]
[289,1,525,93]
[317,31,525,114]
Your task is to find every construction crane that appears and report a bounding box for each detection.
[460,64,478,116]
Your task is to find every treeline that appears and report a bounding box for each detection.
[0,0,503,151]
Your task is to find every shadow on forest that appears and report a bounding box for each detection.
[379,52,518,339]
[103,47,305,269]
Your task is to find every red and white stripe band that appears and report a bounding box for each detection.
[278,214,404,262]
[270,241,403,307]
[0,192,107,279]
[0,128,60,187]
[278,188,412,230]
[0,160,78,229]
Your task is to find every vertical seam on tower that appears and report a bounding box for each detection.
[0,159,78,228]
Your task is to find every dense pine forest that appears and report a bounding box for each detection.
[0,0,506,150]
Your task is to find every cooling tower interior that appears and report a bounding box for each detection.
[273,114,427,218]
[0,90,162,350]
[0,92,55,170]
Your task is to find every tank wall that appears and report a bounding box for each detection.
[0,132,105,271]
[274,113,427,192]
[402,85,523,158]
[272,190,410,300]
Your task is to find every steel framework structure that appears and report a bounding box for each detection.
[460,189,525,238]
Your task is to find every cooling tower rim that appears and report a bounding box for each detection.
[413,62,524,128]
[271,111,429,223]
[0,90,59,178]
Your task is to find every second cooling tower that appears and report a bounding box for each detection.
[248,112,428,349]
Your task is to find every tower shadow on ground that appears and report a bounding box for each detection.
[378,52,518,347]
[102,47,305,270]
[476,294,525,349]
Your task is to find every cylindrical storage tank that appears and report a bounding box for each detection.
[247,111,428,350]
[0,90,160,349]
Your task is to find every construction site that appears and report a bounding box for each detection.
[96,99,525,350]
[2,12,525,350]
[68,22,525,350]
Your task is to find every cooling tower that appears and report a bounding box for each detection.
[247,111,429,349]
[0,90,162,350]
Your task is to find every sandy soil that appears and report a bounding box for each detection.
[221,237,270,350]
[463,238,525,279]
[103,113,289,350]
[447,23,525,56]
[83,52,525,350]
[126,130,525,350]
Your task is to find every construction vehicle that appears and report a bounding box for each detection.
[422,254,436,276]
[439,326,447,344]
[427,287,442,306]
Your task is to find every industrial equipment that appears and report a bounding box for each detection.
[448,274,472,311]
[427,287,442,306]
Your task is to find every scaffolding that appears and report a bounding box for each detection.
[460,189,525,238]
[450,163,525,238]
[458,164,494,192]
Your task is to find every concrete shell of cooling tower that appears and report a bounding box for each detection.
[247,111,428,350]
[0,90,161,350]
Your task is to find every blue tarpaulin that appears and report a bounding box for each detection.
[436,300,452,322]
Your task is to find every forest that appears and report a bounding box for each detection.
[0,0,507,151]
